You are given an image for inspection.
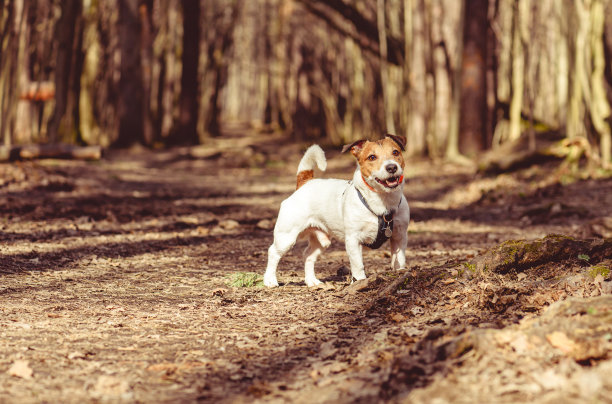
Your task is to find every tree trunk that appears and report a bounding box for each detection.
[508,0,525,142]
[171,0,200,145]
[114,0,146,148]
[140,0,155,145]
[377,0,396,134]
[446,0,465,160]
[47,0,83,144]
[589,0,611,167]
[0,0,17,145]
[566,0,588,140]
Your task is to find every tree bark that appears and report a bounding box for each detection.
[171,0,200,145]
[377,0,396,134]
[589,0,611,167]
[139,0,155,145]
[114,0,146,148]
[508,0,525,142]
[47,0,83,144]
[446,0,465,159]
[0,0,16,145]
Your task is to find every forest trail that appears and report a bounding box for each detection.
[1,134,611,403]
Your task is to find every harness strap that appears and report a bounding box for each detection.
[354,187,399,249]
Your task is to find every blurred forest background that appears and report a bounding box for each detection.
[1,0,612,165]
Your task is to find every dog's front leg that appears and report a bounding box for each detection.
[345,237,366,281]
[390,230,407,270]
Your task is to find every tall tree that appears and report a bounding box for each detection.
[204,0,241,137]
[114,0,146,148]
[458,0,488,155]
[47,0,83,144]
[170,0,200,145]
[377,0,396,134]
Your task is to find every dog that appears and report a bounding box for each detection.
[263,134,410,287]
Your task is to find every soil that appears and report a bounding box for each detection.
[1,131,611,403]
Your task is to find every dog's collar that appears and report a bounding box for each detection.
[361,174,404,193]
[354,187,401,249]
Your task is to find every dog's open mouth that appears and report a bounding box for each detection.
[376,176,401,188]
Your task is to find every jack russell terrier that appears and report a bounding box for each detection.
[263,134,410,287]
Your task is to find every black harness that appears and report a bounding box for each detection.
[354,187,400,249]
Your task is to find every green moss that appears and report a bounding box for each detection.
[496,240,525,266]
[587,265,610,279]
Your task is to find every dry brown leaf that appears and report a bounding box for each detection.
[146,363,178,373]
[546,331,576,354]
[7,360,33,379]
[390,313,407,322]
[92,375,130,397]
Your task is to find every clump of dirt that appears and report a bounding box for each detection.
[0,133,611,403]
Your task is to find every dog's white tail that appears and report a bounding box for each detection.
[296,145,326,189]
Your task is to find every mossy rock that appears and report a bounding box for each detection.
[470,234,612,274]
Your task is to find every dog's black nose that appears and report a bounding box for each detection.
[385,164,398,174]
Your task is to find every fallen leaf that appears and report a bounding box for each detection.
[594,274,604,286]
[92,375,130,397]
[509,333,530,354]
[146,363,178,373]
[219,219,240,230]
[256,219,274,230]
[537,369,566,390]
[390,313,406,322]
[8,360,33,379]
[411,306,425,316]
[319,341,337,359]
[546,331,576,354]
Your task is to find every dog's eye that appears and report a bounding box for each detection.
[392,150,400,156]
[367,154,377,161]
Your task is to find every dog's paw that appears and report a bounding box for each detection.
[305,277,322,287]
[263,276,279,288]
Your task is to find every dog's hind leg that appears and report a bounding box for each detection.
[264,230,299,287]
[304,231,328,287]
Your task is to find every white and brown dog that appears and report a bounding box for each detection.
[263,134,410,287]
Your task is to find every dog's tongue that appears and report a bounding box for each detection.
[385,177,399,187]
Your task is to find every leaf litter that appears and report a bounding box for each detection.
[0,137,611,402]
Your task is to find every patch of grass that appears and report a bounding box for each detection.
[227,272,264,288]
[463,262,476,273]
[587,265,610,279]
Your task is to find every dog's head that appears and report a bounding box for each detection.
[342,134,406,192]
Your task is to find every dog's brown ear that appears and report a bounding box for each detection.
[342,139,367,155]
[385,134,406,151]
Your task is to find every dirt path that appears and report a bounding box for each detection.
[1,134,611,403]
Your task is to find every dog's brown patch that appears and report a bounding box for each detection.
[296,170,314,189]
[354,138,405,179]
